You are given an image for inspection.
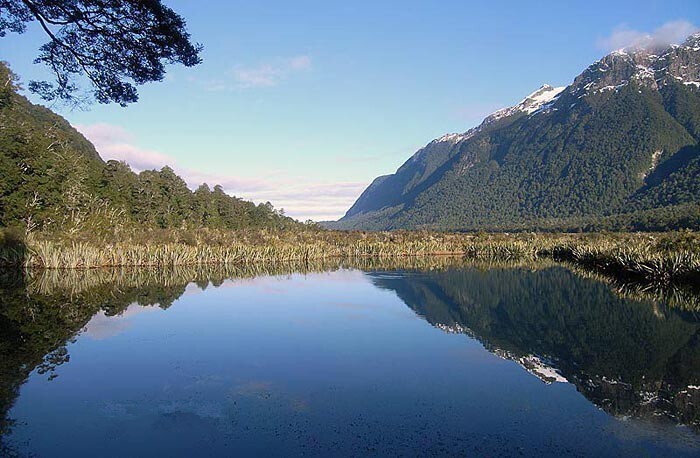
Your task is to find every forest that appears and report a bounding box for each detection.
[335,41,700,233]
[0,62,300,238]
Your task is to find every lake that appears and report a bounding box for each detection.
[1,260,699,456]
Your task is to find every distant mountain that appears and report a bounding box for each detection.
[332,34,700,231]
[367,266,700,428]
[0,62,297,233]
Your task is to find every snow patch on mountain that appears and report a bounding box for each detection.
[522,84,566,113]
[486,84,565,122]
[421,84,567,157]
[416,33,700,169]
[494,349,568,384]
[574,32,700,97]
[433,129,478,145]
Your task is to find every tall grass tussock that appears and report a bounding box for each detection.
[0,228,699,288]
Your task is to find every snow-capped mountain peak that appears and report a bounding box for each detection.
[485,84,565,123]
[571,35,700,96]
[519,84,566,113]
[417,34,700,154]
[427,84,566,149]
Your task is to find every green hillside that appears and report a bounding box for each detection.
[0,62,298,235]
[334,35,700,231]
[368,266,700,427]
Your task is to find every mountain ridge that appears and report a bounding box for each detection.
[332,33,700,231]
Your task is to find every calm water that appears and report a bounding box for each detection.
[1,263,699,457]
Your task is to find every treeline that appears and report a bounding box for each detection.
[443,203,700,233]
[100,162,296,231]
[0,62,299,236]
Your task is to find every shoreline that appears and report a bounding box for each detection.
[1,231,699,292]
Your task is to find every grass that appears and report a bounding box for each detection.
[1,228,699,288]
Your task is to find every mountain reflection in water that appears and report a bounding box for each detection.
[1,259,699,456]
[367,266,700,429]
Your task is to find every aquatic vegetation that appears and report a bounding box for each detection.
[3,263,700,454]
[1,229,699,290]
[545,237,700,285]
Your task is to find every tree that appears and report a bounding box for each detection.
[1,61,302,233]
[0,0,202,105]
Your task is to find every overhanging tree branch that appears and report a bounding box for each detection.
[1,0,202,105]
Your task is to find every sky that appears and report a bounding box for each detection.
[2,0,699,221]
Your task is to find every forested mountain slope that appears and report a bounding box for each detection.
[0,63,297,234]
[368,267,700,427]
[334,34,700,231]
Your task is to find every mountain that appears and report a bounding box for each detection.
[0,62,298,234]
[367,266,700,428]
[333,34,700,231]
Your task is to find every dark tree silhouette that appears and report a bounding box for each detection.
[0,0,202,105]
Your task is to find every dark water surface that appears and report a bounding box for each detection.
[1,263,699,457]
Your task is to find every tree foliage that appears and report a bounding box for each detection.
[0,0,202,105]
[337,81,700,232]
[0,62,298,234]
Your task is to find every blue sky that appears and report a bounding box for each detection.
[2,0,699,220]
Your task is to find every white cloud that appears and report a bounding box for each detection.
[75,122,366,221]
[84,304,161,340]
[598,20,698,52]
[75,123,173,171]
[233,181,369,221]
[232,55,312,88]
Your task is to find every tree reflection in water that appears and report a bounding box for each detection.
[1,258,699,446]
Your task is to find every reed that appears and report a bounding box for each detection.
[545,241,700,285]
[1,228,699,287]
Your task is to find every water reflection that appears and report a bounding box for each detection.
[0,259,699,455]
[367,266,700,429]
